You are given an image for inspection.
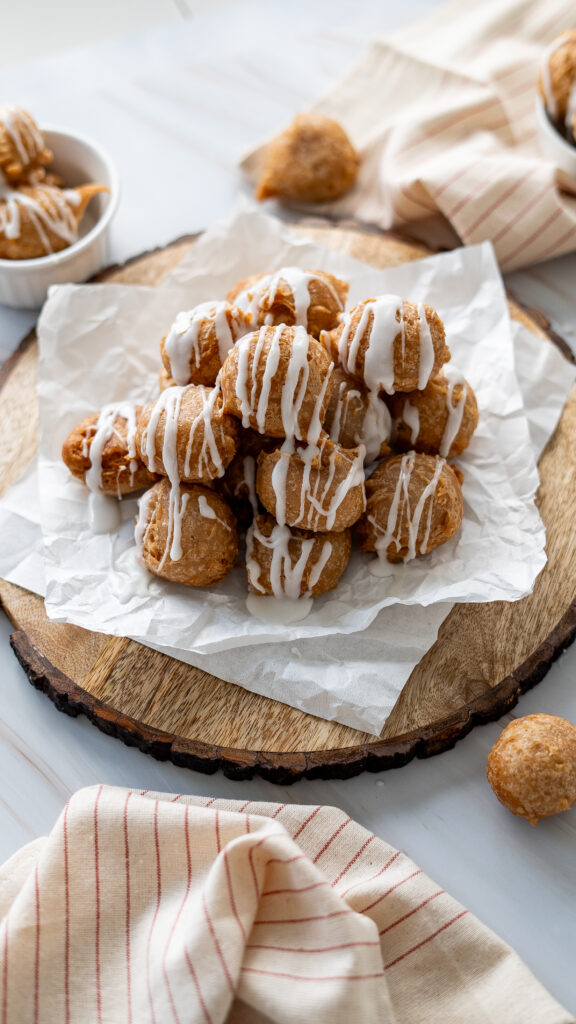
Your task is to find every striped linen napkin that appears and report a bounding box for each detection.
[242,0,576,271]
[0,786,569,1023]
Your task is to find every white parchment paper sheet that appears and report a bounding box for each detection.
[0,206,573,732]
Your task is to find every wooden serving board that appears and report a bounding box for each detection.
[1,223,575,784]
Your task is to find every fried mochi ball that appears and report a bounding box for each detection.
[323,366,391,463]
[0,104,52,183]
[220,324,333,440]
[62,404,157,496]
[324,297,450,394]
[216,429,278,525]
[539,30,576,134]
[136,385,239,484]
[487,714,576,825]
[160,301,249,388]
[246,513,352,598]
[357,452,463,562]
[255,113,359,203]
[227,267,348,338]
[136,479,238,587]
[0,183,109,260]
[388,367,479,458]
[256,438,366,533]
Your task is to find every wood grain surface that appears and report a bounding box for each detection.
[1,223,575,783]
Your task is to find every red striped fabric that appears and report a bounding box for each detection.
[0,788,568,1024]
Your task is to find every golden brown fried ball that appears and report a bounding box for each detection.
[227,267,348,337]
[255,113,359,203]
[246,513,352,598]
[0,104,52,183]
[216,430,278,525]
[539,31,576,134]
[136,384,239,484]
[62,406,157,496]
[388,369,479,458]
[257,438,365,533]
[324,297,450,395]
[0,183,109,260]
[220,325,333,440]
[160,301,249,388]
[487,714,576,825]
[357,452,463,562]
[323,366,391,463]
[136,479,238,587]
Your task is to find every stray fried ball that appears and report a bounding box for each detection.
[256,113,359,204]
[487,714,576,825]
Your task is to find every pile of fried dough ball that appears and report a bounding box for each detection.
[62,265,479,601]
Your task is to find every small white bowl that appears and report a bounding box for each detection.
[0,127,119,309]
[535,96,576,184]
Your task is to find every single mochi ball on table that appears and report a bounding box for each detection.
[356,452,463,563]
[323,366,392,464]
[539,30,576,137]
[220,324,333,441]
[486,714,576,825]
[246,513,352,598]
[255,112,359,204]
[160,301,249,388]
[387,366,479,459]
[0,104,52,183]
[256,437,366,533]
[322,296,450,395]
[136,479,238,587]
[227,266,348,338]
[61,402,157,496]
[136,384,239,484]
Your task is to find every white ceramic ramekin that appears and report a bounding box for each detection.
[535,97,576,185]
[0,127,119,309]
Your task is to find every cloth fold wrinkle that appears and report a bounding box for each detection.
[242,0,576,270]
[0,785,570,1024]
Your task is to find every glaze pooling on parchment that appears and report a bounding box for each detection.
[369,451,445,563]
[136,384,228,569]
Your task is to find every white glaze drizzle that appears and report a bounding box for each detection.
[402,401,420,446]
[83,401,139,497]
[246,518,333,600]
[0,180,81,253]
[338,296,403,394]
[0,105,45,168]
[234,324,318,439]
[233,266,343,329]
[326,380,391,465]
[164,301,235,385]
[138,384,227,569]
[439,365,467,458]
[416,302,436,390]
[369,452,445,562]
[198,492,232,532]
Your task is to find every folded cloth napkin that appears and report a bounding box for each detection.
[242,0,576,271]
[0,787,569,1023]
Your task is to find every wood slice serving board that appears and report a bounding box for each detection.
[1,223,575,784]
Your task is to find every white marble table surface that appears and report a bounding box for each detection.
[0,1,575,1016]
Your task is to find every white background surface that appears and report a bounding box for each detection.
[0,0,575,1016]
